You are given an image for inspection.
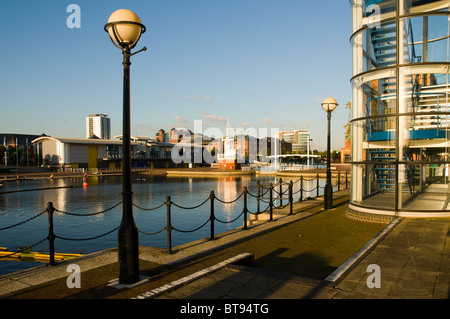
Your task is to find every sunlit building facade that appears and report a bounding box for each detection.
[86,114,111,140]
[349,0,450,219]
[278,130,312,153]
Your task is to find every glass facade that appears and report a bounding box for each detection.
[350,0,450,217]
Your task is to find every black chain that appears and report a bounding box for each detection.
[215,191,244,204]
[172,197,210,210]
[55,226,119,241]
[133,202,165,211]
[172,218,210,233]
[0,210,47,231]
[138,227,166,236]
[54,202,122,216]
[215,210,244,224]
[273,202,290,210]
[248,203,271,215]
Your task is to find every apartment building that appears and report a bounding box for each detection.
[86,114,111,140]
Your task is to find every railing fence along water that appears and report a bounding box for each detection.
[0,172,349,264]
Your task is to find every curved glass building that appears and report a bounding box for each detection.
[349,0,450,220]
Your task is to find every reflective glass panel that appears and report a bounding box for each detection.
[400,15,450,64]
[402,0,448,15]
[360,163,396,209]
[363,0,396,17]
[359,21,397,71]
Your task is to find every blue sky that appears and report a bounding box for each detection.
[0,1,352,151]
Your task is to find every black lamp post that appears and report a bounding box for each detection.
[105,9,146,285]
[321,97,338,210]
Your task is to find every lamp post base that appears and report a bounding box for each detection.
[118,228,140,284]
[324,182,333,210]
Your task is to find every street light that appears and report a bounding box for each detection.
[105,9,147,285]
[321,97,338,210]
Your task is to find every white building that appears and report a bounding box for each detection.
[86,114,111,139]
[32,136,138,169]
[218,119,239,170]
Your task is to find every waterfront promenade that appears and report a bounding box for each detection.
[1,187,449,301]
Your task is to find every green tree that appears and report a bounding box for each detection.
[331,150,341,161]
[343,102,351,142]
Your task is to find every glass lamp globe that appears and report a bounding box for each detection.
[106,9,144,48]
[321,97,338,113]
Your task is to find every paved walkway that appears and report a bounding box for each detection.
[1,189,449,301]
[149,216,450,300]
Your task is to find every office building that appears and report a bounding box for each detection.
[278,130,311,153]
[86,114,111,140]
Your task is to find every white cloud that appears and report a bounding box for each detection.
[198,111,227,124]
[204,95,213,102]
[204,114,227,124]
[174,115,187,123]
[261,118,272,124]
[132,124,155,135]
[161,92,168,96]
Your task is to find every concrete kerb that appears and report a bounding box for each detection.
[324,217,402,284]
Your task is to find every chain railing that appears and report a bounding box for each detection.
[0,201,123,265]
[0,171,350,263]
[132,171,350,254]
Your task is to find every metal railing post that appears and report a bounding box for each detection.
[165,196,172,254]
[289,180,293,215]
[46,202,55,266]
[269,183,273,221]
[300,176,303,202]
[317,173,320,198]
[210,190,215,240]
[279,178,283,206]
[243,187,248,230]
[256,181,260,214]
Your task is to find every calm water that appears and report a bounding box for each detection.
[0,173,330,276]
